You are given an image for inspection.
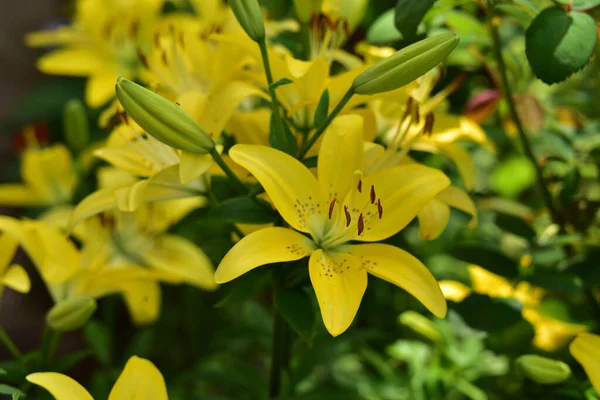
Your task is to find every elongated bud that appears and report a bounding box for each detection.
[47,297,97,332]
[63,99,90,153]
[516,355,571,385]
[228,0,266,42]
[116,78,214,153]
[398,311,441,342]
[294,0,322,23]
[352,33,459,95]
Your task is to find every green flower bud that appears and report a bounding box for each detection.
[398,311,441,342]
[115,78,214,154]
[294,0,322,23]
[63,99,90,153]
[228,0,266,42]
[352,33,459,95]
[516,355,572,385]
[47,297,97,332]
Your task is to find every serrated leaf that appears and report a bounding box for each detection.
[270,77,294,91]
[313,89,330,129]
[367,8,403,44]
[526,7,597,84]
[449,242,520,278]
[394,0,437,39]
[208,197,276,225]
[275,289,316,346]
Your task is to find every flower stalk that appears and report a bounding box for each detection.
[0,325,23,361]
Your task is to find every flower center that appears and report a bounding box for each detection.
[308,13,350,63]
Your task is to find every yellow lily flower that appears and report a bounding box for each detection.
[362,61,492,191]
[523,309,589,352]
[27,355,168,400]
[570,333,600,394]
[215,115,450,336]
[26,0,163,107]
[0,233,30,297]
[0,143,77,208]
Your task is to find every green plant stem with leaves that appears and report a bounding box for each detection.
[298,88,355,159]
[487,11,563,229]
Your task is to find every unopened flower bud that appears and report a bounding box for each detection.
[516,355,571,385]
[398,311,441,342]
[47,297,97,332]
[115,78,214,154]
[294,0,322,23]
[352,33,459,95]
[63,99,90,153]
[228,0,266,42]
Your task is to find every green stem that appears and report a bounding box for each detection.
[0,325,23,361]
[269,303,291,399]
[299,88,354,159]
[488,12,563,229]
[210,148,248,194]
[259,39,293,152]
[40,327,61,366]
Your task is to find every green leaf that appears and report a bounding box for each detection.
[83,320,112,366]
[491,156,536,198]
[269,77,294,91]
[394,0,437,39]
[449,242,520,278]
[525,273,582,292]
[270,112,298,156]
[367,8,403,44]
[454,294,522,332]
[302,156,318,169]
[314,89,330,130]
[495,212,536,241]
[54,349,94,372]
[0,385,23,398]
[275,288,316,346]
[208,197,276,225]
[526,7,597,84]
[555,0,600,10]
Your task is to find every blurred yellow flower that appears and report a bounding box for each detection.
[26,0,163,107]
[215,115,450,336]
[0,233,30,297]
[27,355,168,400]
[570,333,600,394]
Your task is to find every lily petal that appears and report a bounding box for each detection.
[215,227,314,283]
[36,49,106,76]
[229,145,324,233]
[309,249,367,336]
[69,189,117,230]
[417,198,450,240]
[318,115,365,202]
[27,372,94,400]
[0,233,19,273]
[435,142,476,192]
[437,186,477,227]
[359,164,450,241]
[179,152,213,184]
[86,72,120,108]
[570,333,600,394]
[348,243,447,318]
[0,184,47,206]
[144,234,217,290]
[109,356,168,400]
[122,281,162,326]
[3,264,30,293]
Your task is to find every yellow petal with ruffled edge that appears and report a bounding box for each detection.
[437,186,477,228]
[3,265,30,293]
[318,115,364,202]
[86,72,120,108]
[309,249,367,337]
[215,227,315,283]
[109,356,168,400]
[36,49,107,76]
[27,372,94,400]
[417,198,450,240]
[358,164,450,242]
[122,281,162,326]
[571,333,600,394]
[229,145,325,233]
[144,234,217,290]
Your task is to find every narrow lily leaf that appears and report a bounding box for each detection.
[269,112,297,156]
[269,78,294,91]
[313,89,329,129]
[394,0,437,39]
